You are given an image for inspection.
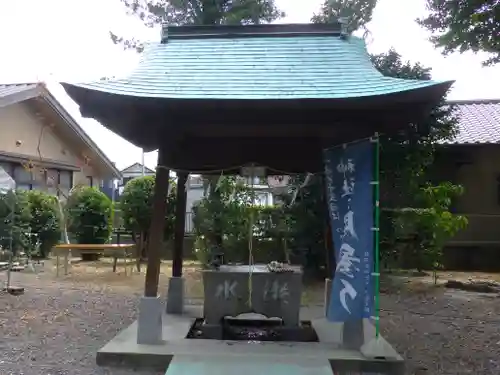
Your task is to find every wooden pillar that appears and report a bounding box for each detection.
[322,175,335,276]
[172,171,188,278]
[144,150,170,297]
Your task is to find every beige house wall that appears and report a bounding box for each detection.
[0,102,103,188]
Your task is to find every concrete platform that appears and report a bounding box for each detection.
[166,354,334,375]
[97,305,404,374]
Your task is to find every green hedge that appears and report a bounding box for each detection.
[0,189,62,258]
[65,186,113,245]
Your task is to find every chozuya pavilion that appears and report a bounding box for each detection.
[62,22,452,374]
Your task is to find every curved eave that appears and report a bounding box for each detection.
[62,79,453,101]
[61,79,454,152]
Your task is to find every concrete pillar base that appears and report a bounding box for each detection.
[342,319,365,350]
[361,336,399,360]
[137,296,163,345]
[166,276,185,315]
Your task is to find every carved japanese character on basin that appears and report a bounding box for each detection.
[202,264,303,326]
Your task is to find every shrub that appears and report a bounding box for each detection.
[398,182,468,281]
[26,190,62,258]
[65,186,113,260]
[119,175,176,261]
[192,177,289,267]
[0,190,31,256]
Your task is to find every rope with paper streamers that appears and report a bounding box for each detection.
[156,163,321,177]
[156,164,318,209]
[155,134,377,176]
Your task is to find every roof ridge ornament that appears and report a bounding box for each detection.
[338,17,349,40]
[158,23,342,41]
[161,22,169,43]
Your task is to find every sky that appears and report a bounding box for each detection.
[0,0,499,170]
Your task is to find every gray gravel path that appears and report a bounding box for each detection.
[1,272,500,375]
[379,290,500,375]
[0,278,161,375]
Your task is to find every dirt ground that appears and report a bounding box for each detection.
[1,259,499,375]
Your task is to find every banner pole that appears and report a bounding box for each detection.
[373,133,381,338]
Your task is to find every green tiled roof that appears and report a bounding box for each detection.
[62,24,452,100]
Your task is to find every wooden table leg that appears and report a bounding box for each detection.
[56,253,60,277]
[123,251,127,276]
[64,251,69,276]
[112,255,118,273]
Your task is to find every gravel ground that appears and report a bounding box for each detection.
[1,272,499,375]
[379,289,500,375]
[0,274,160,375]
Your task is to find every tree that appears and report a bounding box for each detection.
[111,0,285,51]
[111,0,285,262]
[370,49,459,206]
[65,187,113,260]
[311,0,377,33]
[0,190,31,256]
[418,0,500,66]
[26,190,62,259]
[399,182,468,281]
[277,174,328,279]
[310,4,465,271]
[192,176,254,265]
[119,175,176,269]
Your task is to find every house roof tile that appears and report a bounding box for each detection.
[447,99,500,145]
[121,162,155,175]
[0,83,38,98]
[0,83,120,177]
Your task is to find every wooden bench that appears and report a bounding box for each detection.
[52,244,136,277]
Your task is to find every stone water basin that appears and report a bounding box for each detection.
[202,264,303,326]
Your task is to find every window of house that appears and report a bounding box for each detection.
[46,169,59,196]
[59,170,72,199]
[13,164,35,190]
[32,168,47,190]
[86,176,93,187]
[12,163,50,191]
[189,175,203,187]
[0,162,13,177]
[253,192,269,206]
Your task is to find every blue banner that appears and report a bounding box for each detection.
[324,140,374,322]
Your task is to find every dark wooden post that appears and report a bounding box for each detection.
[322,174,335,317]
[322,175,335,276]
[172,171,188,278]
[144,150,170,297]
